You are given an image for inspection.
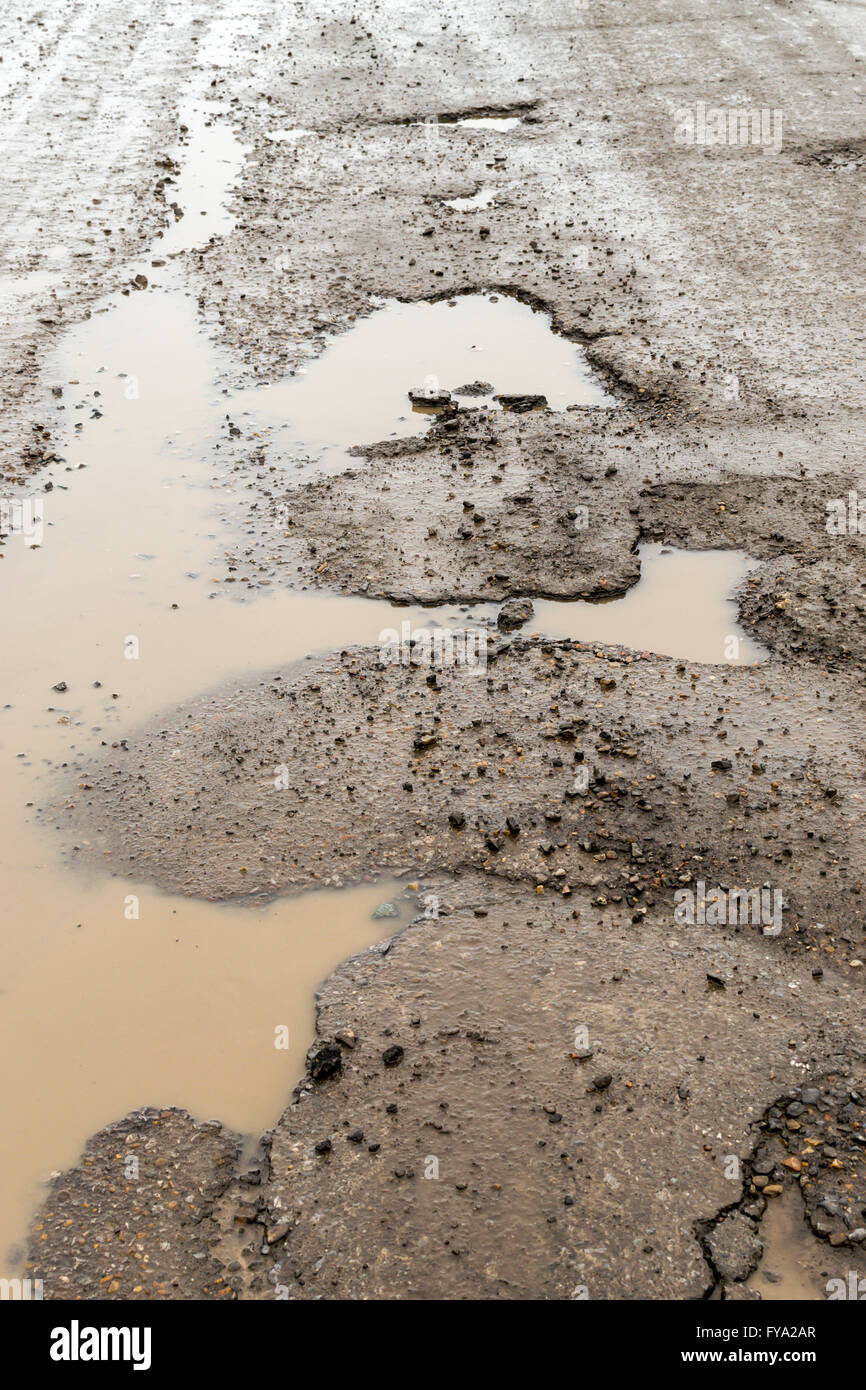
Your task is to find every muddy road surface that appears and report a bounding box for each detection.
[1,0,864,1302]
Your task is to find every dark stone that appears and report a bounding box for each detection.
[497,598,535,631]
[494,393,547,412]
[452,380,493,397]
[308,1042,342,1082]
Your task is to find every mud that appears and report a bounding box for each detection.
[3,0,865,1301]
[47,635,865,941]
[27,878,866,1300]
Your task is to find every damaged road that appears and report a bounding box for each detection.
[4,0,865,1302]
[28,875,866,1300]
[31,635,866,1298]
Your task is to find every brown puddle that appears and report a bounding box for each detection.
[744,1188,830,1300]
[0,873,403,1267]
[230,290,613,473]
[534,545,765,665]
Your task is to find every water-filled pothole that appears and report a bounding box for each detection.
[453,115,523,131]
[232,291,612,473]
[444,187,497,212]
[533,545,765,665]
[743,1188,829,1300]
[414,113,526,133]
[0,876,407,1268]
[157,105,248,256]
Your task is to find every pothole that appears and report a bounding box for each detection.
[157,104,248,256]
[444,186,498,212]
[0,877,408,1269]
[411,105,534,133]
[453,115,523,130]
[232,290,613,473]
[744,1187,833,1300]
[535,545,766,665]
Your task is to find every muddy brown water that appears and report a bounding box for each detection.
[534,546,765,664]
[745,1189,829,1300]
[230,288,613,475]
[0,873,401,1267]
[158,105,249,256]
[0,119,765,1268]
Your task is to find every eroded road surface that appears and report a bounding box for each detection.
[1,0,864,1301]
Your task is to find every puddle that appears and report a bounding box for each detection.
[233,292,612,472]
[455,116,522,131]
[444,187,497,212]
[744,1189,831,1300]
[157,105,248,256]
[0,876,403,1268]
[535,546,765,665]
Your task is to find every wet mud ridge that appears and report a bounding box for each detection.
[52,638,866,931]
[3,0,865,1301]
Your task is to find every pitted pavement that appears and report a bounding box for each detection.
[11,0,866,1298]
